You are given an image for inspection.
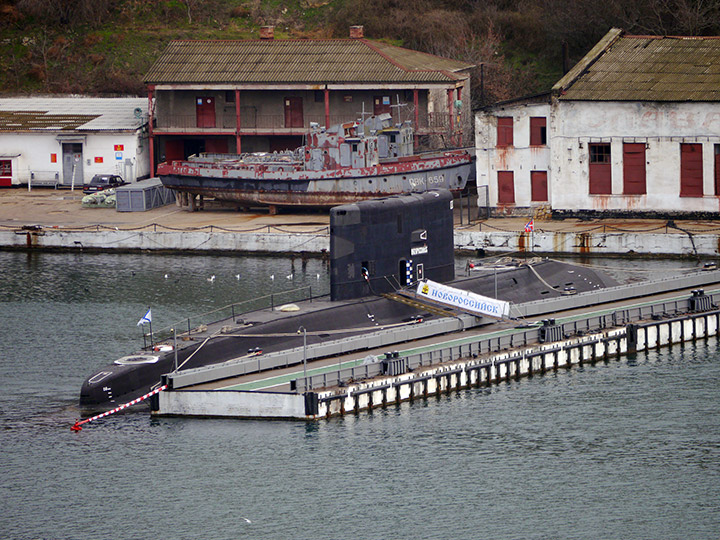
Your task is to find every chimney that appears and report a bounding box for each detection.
[260,26,274,40]
[349,25,364,39]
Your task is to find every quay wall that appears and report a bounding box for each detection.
[154,307,720,420]
[2,227,718,257]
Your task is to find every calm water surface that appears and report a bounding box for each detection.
[0,251,718,539]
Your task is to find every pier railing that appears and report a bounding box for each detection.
[147,286,320,345]
[291,290,719,393]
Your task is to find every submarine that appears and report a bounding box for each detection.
[80,191,618,410]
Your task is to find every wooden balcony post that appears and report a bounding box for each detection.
[148,86,155,177]
[235,89,241,153]
[324,88,330,129]
[413,89,419,147]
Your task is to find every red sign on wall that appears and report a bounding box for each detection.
[114,144,124,151]
[95,157,104,163]
[50,153,57,163]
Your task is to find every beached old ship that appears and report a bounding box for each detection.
[156,114,474,211]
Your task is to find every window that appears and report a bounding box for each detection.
[224,91,235,103]
[497,171,515,204]
[497,117,513,147]
[680,143,703,197]
[530,117,547,146]
[623,143,646,195]
[589,143,612,194]
[314,90,324,103]
[531,171,548,202]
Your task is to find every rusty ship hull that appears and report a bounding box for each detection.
[158,150,473,209]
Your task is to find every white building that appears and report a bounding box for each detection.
[0,97,150,188]
[475,28,720,218]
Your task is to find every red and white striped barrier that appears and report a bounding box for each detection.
[71,385,167,431]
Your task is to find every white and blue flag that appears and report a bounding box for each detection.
[137,309,152,326]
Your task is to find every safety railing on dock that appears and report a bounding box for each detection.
[290,290,719,393]
[146,285,321,345]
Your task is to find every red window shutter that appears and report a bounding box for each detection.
[623,143,646,195]
[497,117,513,147]
[530,117,547,146]
[680,143,703,197]
[589,143,612,194]
[497,171,515,204]
[531,171,548,202]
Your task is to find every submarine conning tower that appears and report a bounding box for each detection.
[330,189,455,301]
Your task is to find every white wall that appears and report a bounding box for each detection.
[475,102,551,209]
[550,101,720,213]
[0,131,150,185]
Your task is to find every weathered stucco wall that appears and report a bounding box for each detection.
[550,101,720,214]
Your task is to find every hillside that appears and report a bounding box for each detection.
[1,0,718,107]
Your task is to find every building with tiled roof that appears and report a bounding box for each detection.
[475,28,720,218]
[144,26,473,174]
[0,97,150,187]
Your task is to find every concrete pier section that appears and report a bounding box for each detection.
[152,271,720,420]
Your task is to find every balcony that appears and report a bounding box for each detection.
[153,111,461,136]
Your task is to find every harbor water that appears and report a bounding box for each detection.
[1,251,718,539]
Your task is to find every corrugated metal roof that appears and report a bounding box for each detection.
[558,31,720,102]
[144,39,473,85]
[0,97,147,132]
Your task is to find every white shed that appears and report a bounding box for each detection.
[475,28,720,218]
[0,96,150,188]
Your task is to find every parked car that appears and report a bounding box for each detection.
[82,174,127,194]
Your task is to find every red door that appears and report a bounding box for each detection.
[531,171,548,202]
[196,97,216,128]
[205,138,228,154]
[497,171,515,204]
[373,96,391,116]
[623,143,646,194]
[680,143,703,197]
[0,159,11,187]
[164,140,184,164]
[284,97,304,128]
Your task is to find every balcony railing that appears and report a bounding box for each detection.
[154,111,462,133]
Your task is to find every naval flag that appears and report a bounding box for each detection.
[524,219,535,233]
[137,309,152,326]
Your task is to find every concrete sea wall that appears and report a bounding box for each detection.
[2,226,719,257]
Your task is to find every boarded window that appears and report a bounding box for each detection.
[497,171,515,204]
[680,143,703,197]
[497,117,513,147]
[531,171,548,202]
[623,143,646,195]
[589,143,612,194]
[530,117,547,146]
[715,144,720,195]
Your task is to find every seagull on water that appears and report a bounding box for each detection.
[242,517,252,524]
[164,274,169,279]
[207,275,216,283]
[286,273,293,280]
[235,274,241,280]
[270,274,274,281]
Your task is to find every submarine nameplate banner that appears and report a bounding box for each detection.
[416,279,510,319]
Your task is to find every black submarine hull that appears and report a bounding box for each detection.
[79,260,617,411]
